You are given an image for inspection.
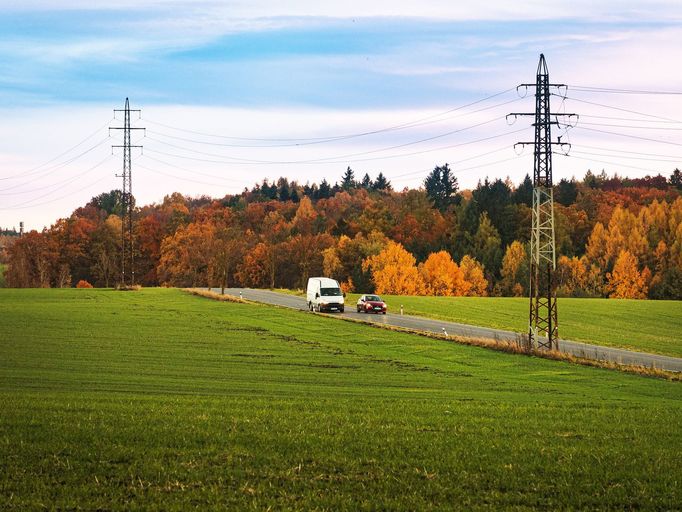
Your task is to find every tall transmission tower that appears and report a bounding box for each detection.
[508,54,576,350]
[110,98,144,287]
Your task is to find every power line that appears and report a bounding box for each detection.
[0,119,113,181]
[552,93,680,123]
[567,148,680,163]
[569,85,682,95]
[574,121,682,131]
[144,96,524,149]
[140,154,252,184]
[141,87,518,144]
[144,127,527,167]
[143,114,519,165]
[581,114,682,124]
[554,151,666,174]
[573,125,682,147]
[576,144,682,160]
[0,155,114,209]
[0,136,112,193]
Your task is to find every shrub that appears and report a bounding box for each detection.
[76,280,93,289]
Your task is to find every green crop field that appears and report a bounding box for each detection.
[345,293,682,358]
[1,288,681,510]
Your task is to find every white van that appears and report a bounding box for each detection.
[306,277,345,313]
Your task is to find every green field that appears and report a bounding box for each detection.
[344,294,682,358]
[1,288,681,510]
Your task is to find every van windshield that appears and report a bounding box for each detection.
[320,287,342,297]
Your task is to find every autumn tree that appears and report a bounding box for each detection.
[419,250,467,296]
[236,242,271,288]
[459,255,487,296]
[90,214,120,287]
[499,241,528,296]
[6,231,59,287]
[292,196,317,236]
[606,250,648,299]
[362,241,424,295]
[157,221,215,286]
[471,212,503,281]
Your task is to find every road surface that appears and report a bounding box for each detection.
[206,287,682,373]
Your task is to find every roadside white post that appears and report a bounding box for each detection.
[400,305,403,316]
[239,291,243,301]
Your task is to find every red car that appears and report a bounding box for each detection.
[356,294,387,314]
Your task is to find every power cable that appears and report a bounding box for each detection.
[0,136,112,193]
[144,115,516,165]
[569,85,682,95]
[554,152,663,174]
[572,125,682,147]
[141,87,518,144]
[144,127,527,167]
[139,154,252,184]
[0,119,113,181]
[552,93,680,123]
[1,155,114,210]
[144,97,523,149]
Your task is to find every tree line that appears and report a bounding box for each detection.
[3,166,682,299]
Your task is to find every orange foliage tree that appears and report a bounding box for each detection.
[419,250,467,296]
[459,255,487,296]
[157,221,215,286]
[362,241,424,295]
[606,249,648,299]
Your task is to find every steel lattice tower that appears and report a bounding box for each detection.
[509,55,575,350]
[110,98,144,286]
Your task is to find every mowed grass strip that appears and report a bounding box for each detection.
[1,288,681,510]
[345,293,682,358]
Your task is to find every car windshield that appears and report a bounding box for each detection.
[366,295,381,302]
[320,287,342,297]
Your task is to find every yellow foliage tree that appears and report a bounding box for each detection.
[362,241,424,295]
[459,255,487,296]
[419,250,467,296]
[499,241,527,296]
[322,246,342,279]
[606,249,648,299]
[605,206,648,264]
[293,196,317,236]
[585,221,608,270]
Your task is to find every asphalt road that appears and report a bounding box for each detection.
[207,287,682,373]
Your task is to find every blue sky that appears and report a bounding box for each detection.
[2,1,682,228]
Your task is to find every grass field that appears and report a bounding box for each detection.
[341,294,682,358]
[1,288,681,510]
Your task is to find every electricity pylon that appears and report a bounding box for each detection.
[110,98,144,287]
[508,54,576,350]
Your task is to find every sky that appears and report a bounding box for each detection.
[1,1,682,230]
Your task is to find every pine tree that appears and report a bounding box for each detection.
[318,179,331,199]
[512,174,533,206]
[424,164,458,211]
[341,167,356,191]
[372,172,391,191]
[361,173,372,189]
